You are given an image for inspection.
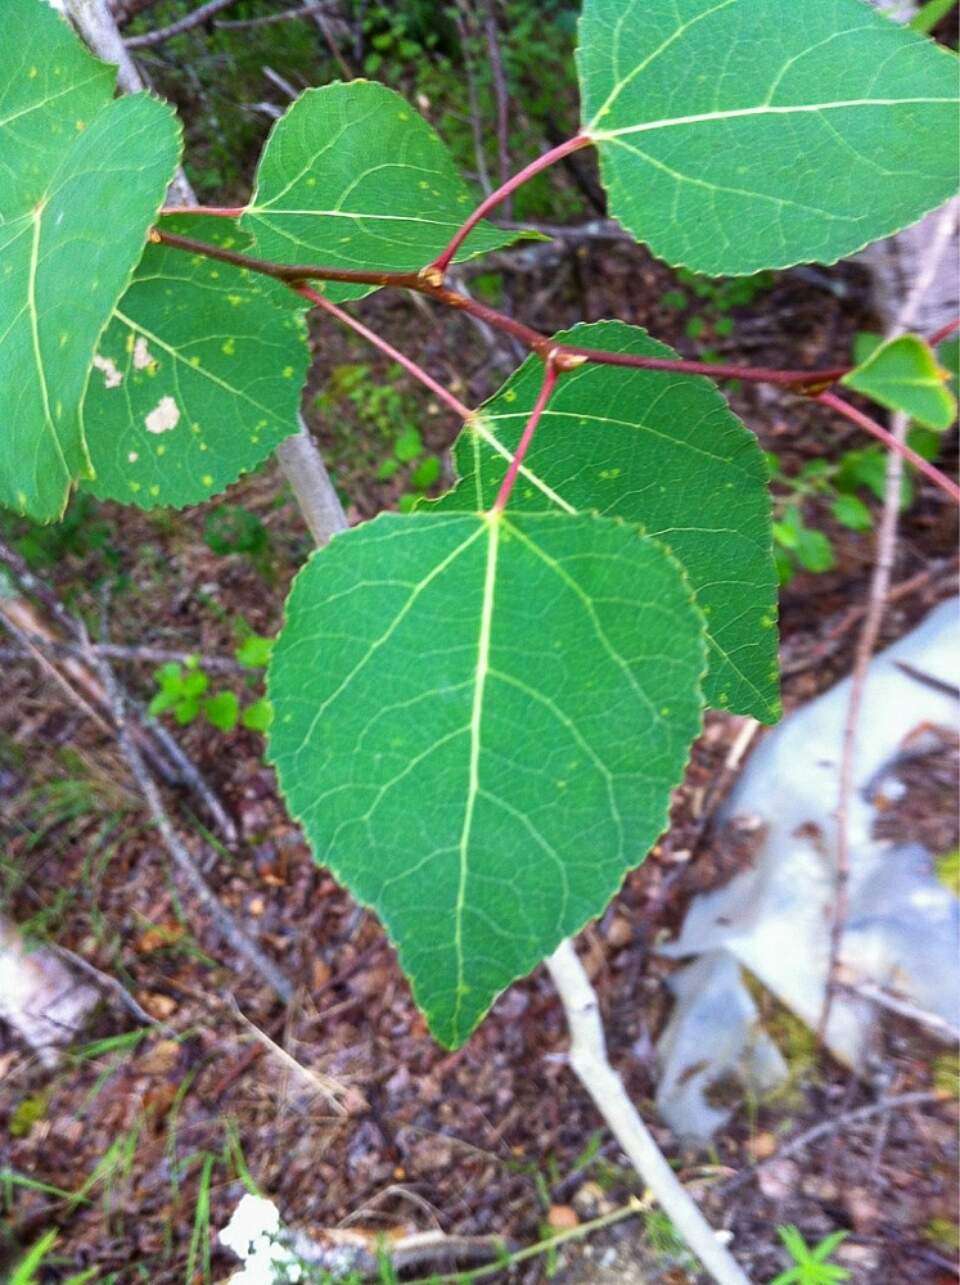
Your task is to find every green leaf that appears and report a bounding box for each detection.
[853,331,884,366]
[268,510,706,1046]
[0,0,181,521]
[831,493,872,531]
[204,690,239,732]
[577,0,959,275]
[795,527,835,573]
[241,697,273,732]
[242,81,520,302]
[394,426,424,463]
[939,334,959,398]
[429,322,779,722]
[841,333,957,430]
[910,0,958,35]
[410,455,442,489]
[235,634,274,668]
[82,216,308,509]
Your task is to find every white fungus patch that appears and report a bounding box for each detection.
[145,396,180,434]
[133,336,155,369]
[92,354,122,389]
[128,451,139,463]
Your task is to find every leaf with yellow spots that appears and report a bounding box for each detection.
[0,0,181,521]
[268,510,706,1046]
[242,80,529,302]
[82,216,310,510]
[428,322,780,722]
[577,0,959,275]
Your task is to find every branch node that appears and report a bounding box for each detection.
[418,264,445,288]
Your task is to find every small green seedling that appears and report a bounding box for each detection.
[769,1226,850,1285]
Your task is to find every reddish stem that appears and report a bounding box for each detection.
[155,228,851,388]
[159,205,246,218]
[294,284,472,421]
[490,354,560,513]
[817,391,960,503]
[562,346,849,388]
[427,134,593,278]
[927,317,960,348]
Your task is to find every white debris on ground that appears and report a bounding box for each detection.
[656,951,788,1141]
[219,1194,304,1285]
[0,918,100,1067]
[657,600,960,1141]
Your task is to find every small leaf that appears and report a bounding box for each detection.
[410,455,441,489]
[241,698,273,732]
[83,216,309,510]
[831,494,872,531]
[577,0,959,274]
[429,321,780,722]
[204,691,239,732]
[242,81,520,302]
[394,427,424,463]
[841,333,957,430]
[795,527,835,573]
[268,510,706,1045]
[235,635,274,668]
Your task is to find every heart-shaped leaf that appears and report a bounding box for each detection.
[242,80,520,301]
[83,216,309,508]
[577,0,959,275]
[268,510,706,1046]
[841,333,957,430]
[0,0,181,521]
[430,322,779,723]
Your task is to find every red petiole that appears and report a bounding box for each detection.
[490,354,562,514]
[817,391,960,502]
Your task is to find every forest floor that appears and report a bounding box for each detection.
[1,223,957,1285]
[1,3,959,1275]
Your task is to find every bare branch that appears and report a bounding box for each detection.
[124,0,240,47]
[92,645,295,1004]
[545,941,751,1285]
[820,198,959,1042]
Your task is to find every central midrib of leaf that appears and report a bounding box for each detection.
[27,202,66,476]
[454,513,499,1038]
[269,510,707,1046]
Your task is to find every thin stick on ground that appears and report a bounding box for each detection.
[0,541,239,842]
[124,0,240,47]
[819,197,959,1043]
[482,0,512,213]
[214,2,347,32]
[453,1,492,197]
[48,942,165,1029]
[91,642,295,1004]
[720,1090,944,1197]
[545,941,751,1285]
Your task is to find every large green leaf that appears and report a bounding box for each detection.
[0,0,181,521]
[841,333,957,430]
[430,322,779,723]
[577,0,960,275]
[269,510,706,1046]
[242,80,519,302]
[82,216,309,508]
